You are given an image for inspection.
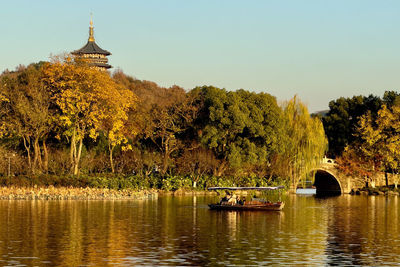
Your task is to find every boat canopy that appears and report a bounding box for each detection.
[207,186,284,191]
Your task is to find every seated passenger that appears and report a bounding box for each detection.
[237,196,244,205]
[228,194,237,205]
[220,194,231,205]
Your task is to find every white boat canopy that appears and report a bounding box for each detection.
[207,186,284,191]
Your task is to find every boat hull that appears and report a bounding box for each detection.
[208,202,284,211]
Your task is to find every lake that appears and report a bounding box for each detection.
[0,194,399,266]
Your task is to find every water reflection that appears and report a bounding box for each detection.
[325,195,400,266]
[0,195,399,265]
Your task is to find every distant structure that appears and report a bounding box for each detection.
[72,17,112,71]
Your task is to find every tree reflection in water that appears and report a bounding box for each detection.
[0,195,399,265]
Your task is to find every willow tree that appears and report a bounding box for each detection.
[280,96,328,191]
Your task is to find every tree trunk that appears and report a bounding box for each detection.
[289,165,298,193]
[162,154,169,175]
[109,143,115,173]
[70,128,76,173]
[161,137,169,175]
[33,136,42,173]
[43,139,48,174]
[385,172,389,187]
[214,161,227,177]
[74,138,83,176]
[22,136,32,171]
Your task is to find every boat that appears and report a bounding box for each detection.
[208,201,285,211]
[207,186,285,211]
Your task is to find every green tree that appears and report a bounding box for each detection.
[383,91,400,108]
[323,95,382,156]
[191,86,284,177]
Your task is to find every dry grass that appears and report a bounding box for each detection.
[0,186,157,200]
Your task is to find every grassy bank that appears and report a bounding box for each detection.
[0,173,286,200]
[0,174,287,191]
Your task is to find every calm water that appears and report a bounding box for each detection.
[0,194,399,266]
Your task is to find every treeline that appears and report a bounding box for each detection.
[0,57,327,190]
[322,92,400,187]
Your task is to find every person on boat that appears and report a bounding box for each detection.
[220,193,231,205]
[228,194,237,205]
[237,196,245,205]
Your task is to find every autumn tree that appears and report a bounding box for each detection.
[0,63,52,173]
[357,104,400,187]
[119,73,198,175]
[335,145,377,187]
[42,58,136,175]
[176,146,218,187]
[0,91,9,138]
[98,86,137,173]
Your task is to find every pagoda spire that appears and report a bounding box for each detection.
[89,14,95,42]
[72,14,112,70]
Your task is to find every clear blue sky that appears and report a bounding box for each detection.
[1,0,399,112]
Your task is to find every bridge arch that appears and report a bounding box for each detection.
[313,169,342,195]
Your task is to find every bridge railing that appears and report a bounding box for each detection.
[322,156,335,164]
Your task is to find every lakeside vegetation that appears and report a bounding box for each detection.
[1,57,400,193]
[0,57,327,191]
[322,92,400,188]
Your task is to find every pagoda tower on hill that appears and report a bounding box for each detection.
[72,17,111,70]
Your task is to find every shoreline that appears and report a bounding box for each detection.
[1,185,399,200]
[0,186,218,200]
[0,186,157,200]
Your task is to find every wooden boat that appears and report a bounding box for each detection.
[207,186,285,211]
[208,201,285,211]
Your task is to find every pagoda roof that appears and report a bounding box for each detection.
[72,40,111,56]
[90,62,112,69]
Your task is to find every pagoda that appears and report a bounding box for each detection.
[72,17,112,70]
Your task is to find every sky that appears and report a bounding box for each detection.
[1,0,399,112]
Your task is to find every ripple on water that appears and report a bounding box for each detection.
[0,195,399,265]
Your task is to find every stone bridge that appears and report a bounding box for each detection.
[313,158,364,195]
[309,158,399,195]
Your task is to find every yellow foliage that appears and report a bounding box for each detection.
[42,57,137,144]
[358,104,400,171]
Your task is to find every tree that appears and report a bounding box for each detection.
[191,86,284,177]
[42,58,137,175]
[99,86,137,173]
[335,145,377,188]
[0,63,52,173]
[0,92,9,138]
[124,75,197,174]
[323,95,382,156]
[176,146,217,187]
[279,96,328,191]
[357,104,400,187]
[383,91,400,108]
